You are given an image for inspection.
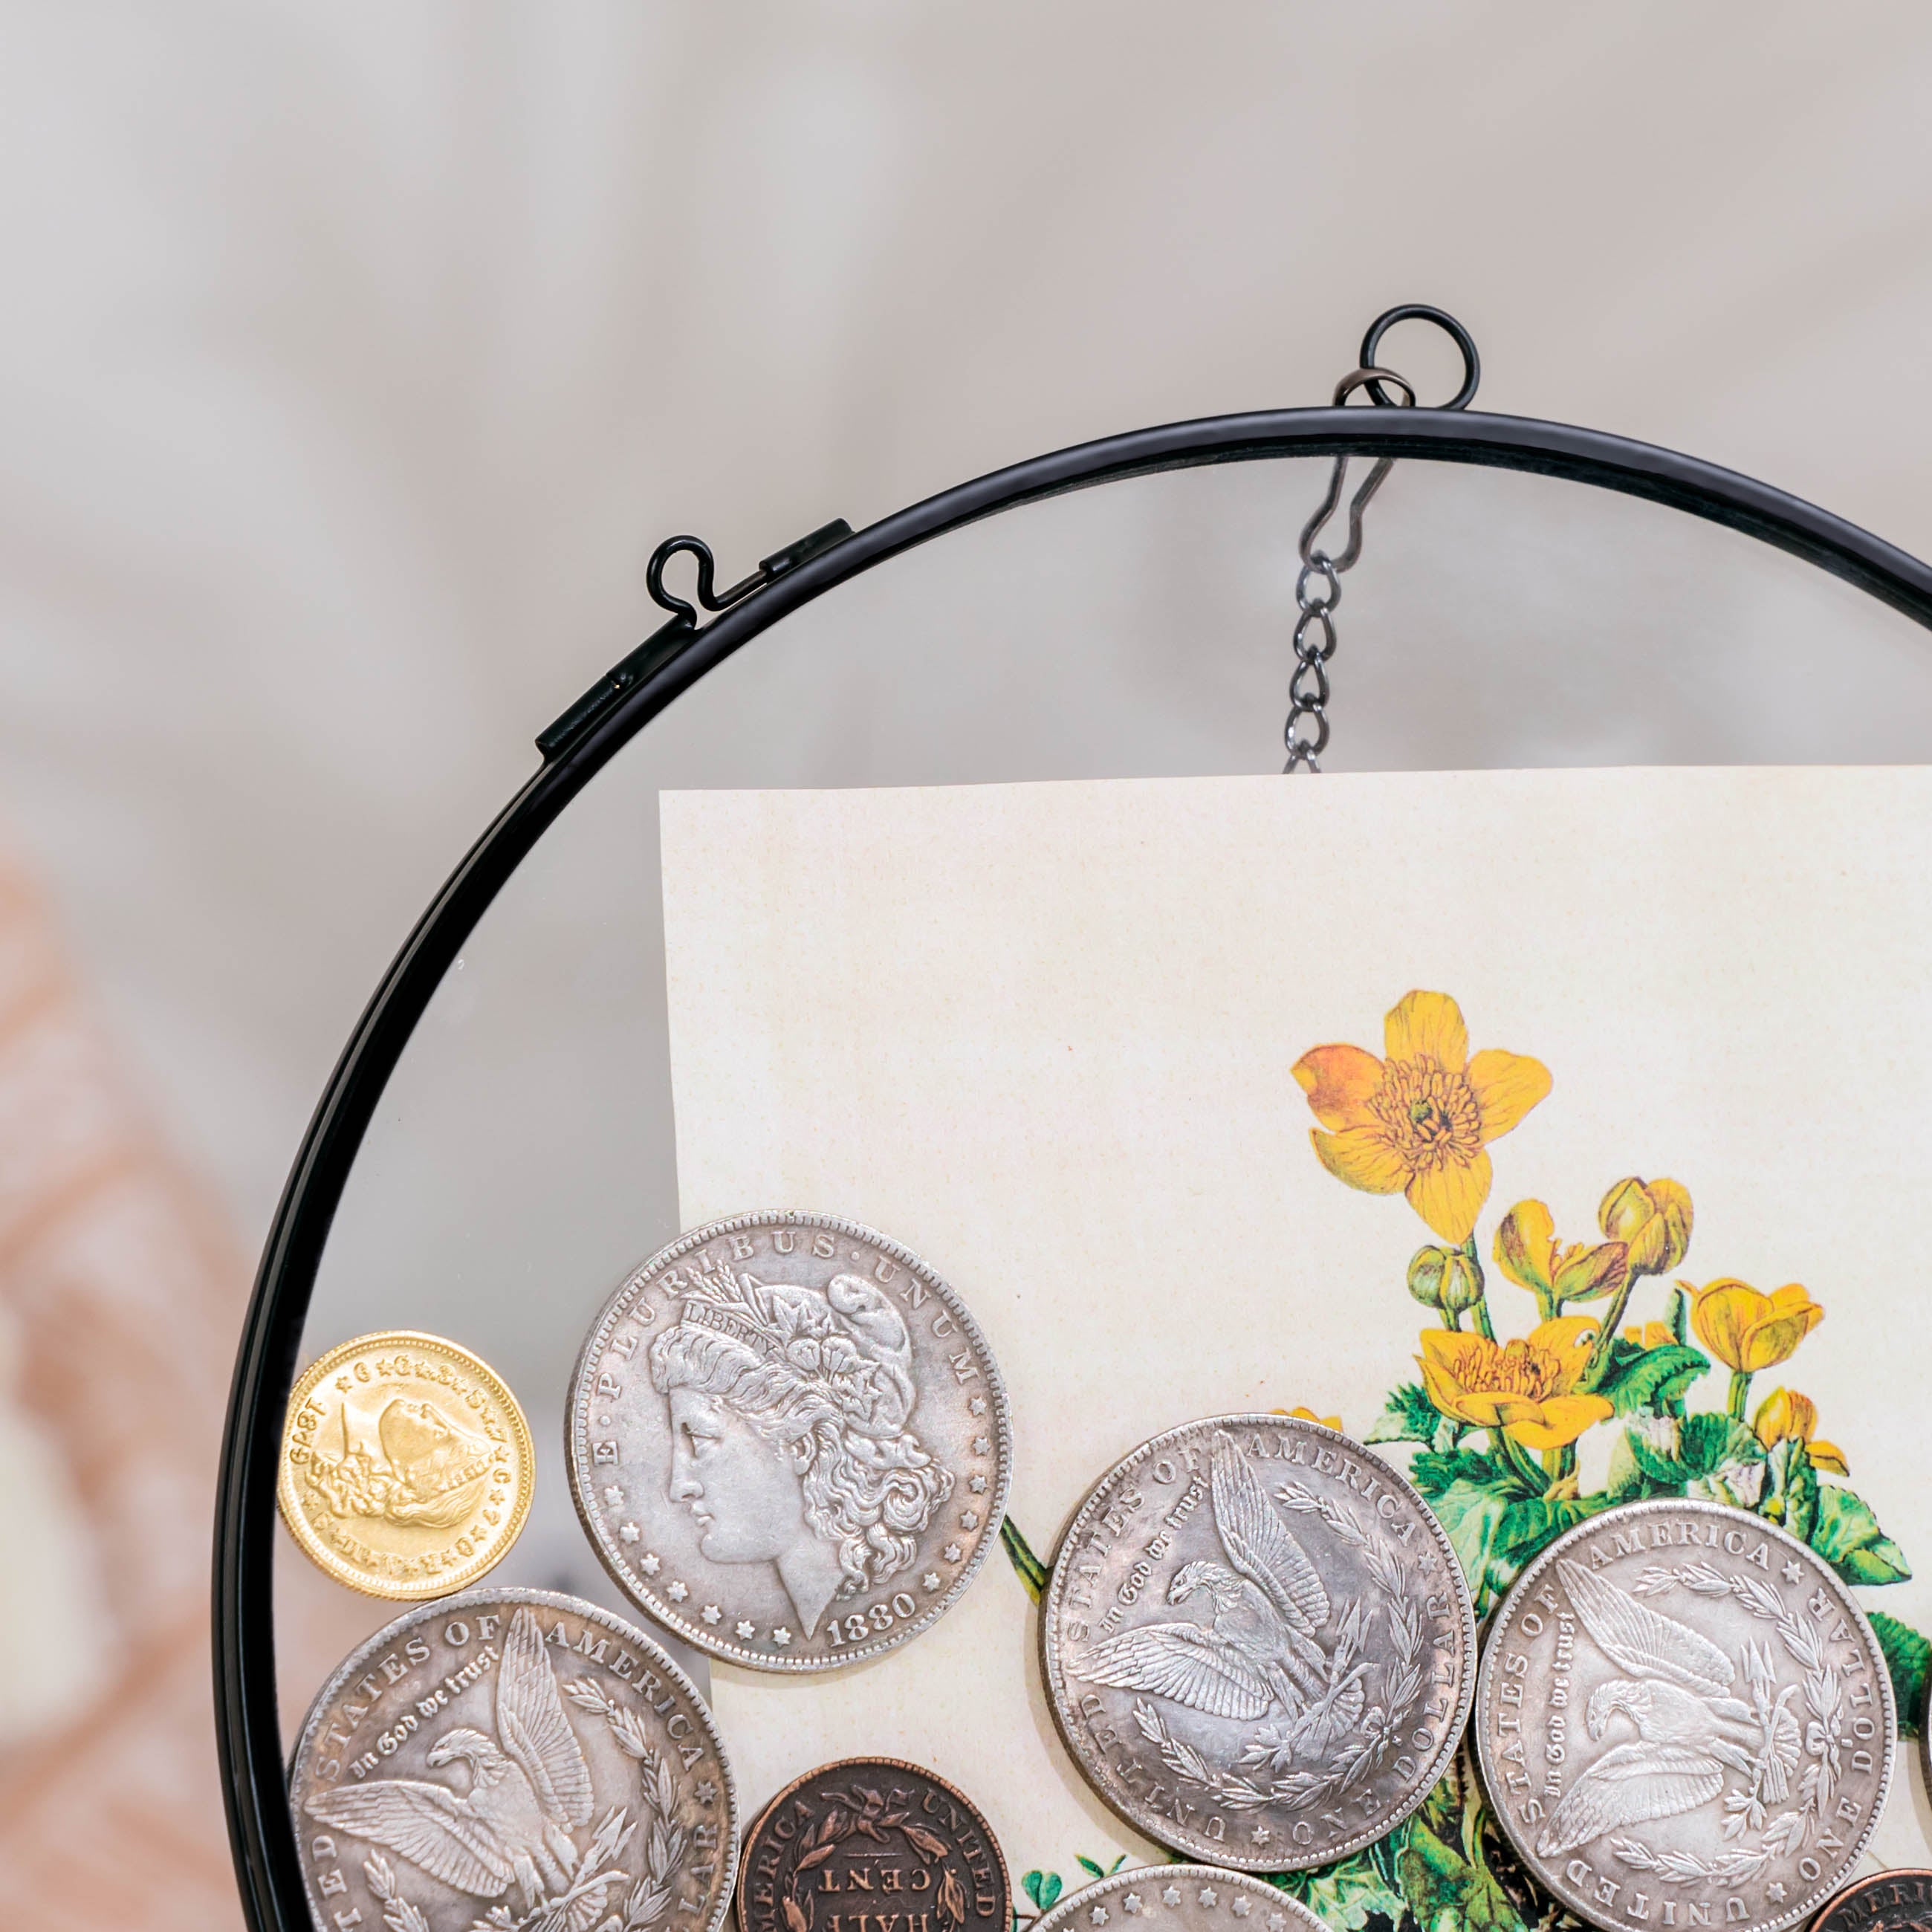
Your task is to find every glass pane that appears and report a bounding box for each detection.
[279,450,1932,1699]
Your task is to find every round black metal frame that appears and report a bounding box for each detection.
[215,401,1932,1932]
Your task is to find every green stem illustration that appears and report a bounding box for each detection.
[1728,1369,1752,1423]
[1578,1265,1641,1393]
[1493,1429,1545,1494]
[1462,1237,1497,1341]
[1000,1518,1050,1602]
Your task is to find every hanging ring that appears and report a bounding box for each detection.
[1358,304,1480,410]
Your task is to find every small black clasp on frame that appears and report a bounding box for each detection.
[538,517,853,758]
[646,519,854,625]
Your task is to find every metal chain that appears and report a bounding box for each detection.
[1283,367,1413,772]
[1283,305,1482,773]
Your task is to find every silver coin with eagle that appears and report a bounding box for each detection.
[1474,1498,1893,1932]
[288,1586,738,1932]
[568,1211,1013,1670]
[1040,1413,1476,1870]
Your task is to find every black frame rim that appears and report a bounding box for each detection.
[215,402,1932,1932]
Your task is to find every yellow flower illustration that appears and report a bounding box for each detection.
[1689,1280,1823,1373]
[1416,1315,1612,1450]
[1622,1320,1676,1350]
[1599,1176,1693,1276]
[1494,1200,1628,1306]
[1294,991,1551,1246]
[1753,1387,1848,1475]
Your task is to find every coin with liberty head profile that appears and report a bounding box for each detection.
[568,1212,1013,1670]
[1041,1413,1475,1870]
[289,1587,737,1932]
[1475,1498,1893,1932]
[279,1329,534,1598]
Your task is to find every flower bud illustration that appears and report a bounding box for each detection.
[1408,1243,1481,1315]
[1598,1175,1692,1276]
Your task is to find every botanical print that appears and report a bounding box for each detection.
[1002,989,1928,1932]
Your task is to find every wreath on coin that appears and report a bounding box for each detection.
[777,1783,971,1932]
[1129,1484,1428,1815]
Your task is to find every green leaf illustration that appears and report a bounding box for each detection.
[1867,1610,1931,1737]
[1762,1438,1818,1543]
[1630,1411,1760,1488]
[1001,1518,1051,1602]
[1272,1847,1409,1932]
[1430,1479,1517,1603]
[1021,1873,1062,1912]
[1396,1814,1524,1932]
[1607,1427,1669,1503]
[1493,1496,1597,1569]
[1074,1856,1125,1879]
[1681,1411,1755,1477]
[1366,1381,1442,1446]
[1811,1484,1913,1586]
[1410,1445,1514,1500]
[1599,1342,1710,1416]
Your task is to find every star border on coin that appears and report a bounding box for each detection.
[1029,1866,1323,1932]
[565,1210,1014,1673]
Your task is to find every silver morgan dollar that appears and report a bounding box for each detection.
[568,1211,1013,1670]
[1031,1865,1326,1932]
[1041,1414,1476,1870]
[289,1586,738,1932]
[1474,1498,1895,1932]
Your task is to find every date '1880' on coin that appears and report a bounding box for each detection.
[1042,1413,1476,1871]
[568,1213,1013,1672]
[1475,1499,1893,1932]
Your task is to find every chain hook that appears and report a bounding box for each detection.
[1283,305,1481,773]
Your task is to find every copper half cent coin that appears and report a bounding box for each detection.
[1031,1867,1326,1932]
[290,1586,739,1932]
[1476,1498,1894,1932]
[736,1757,1009,1932]
[568,1212,1014,1670]
[1811,1870,1932,1932]
[1041,1413,1476,1870]
[279,1329,534,1599]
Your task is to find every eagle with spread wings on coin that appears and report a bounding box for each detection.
[306,1605,595,1907]
[1534,1557,1800,1858]
[1073,1430,1367,1743]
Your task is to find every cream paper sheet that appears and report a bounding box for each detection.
[659,768,1932,1890]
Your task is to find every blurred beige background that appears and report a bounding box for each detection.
[1,2,1931,1925]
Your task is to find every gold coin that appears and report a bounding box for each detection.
[277,1330,534,1599]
